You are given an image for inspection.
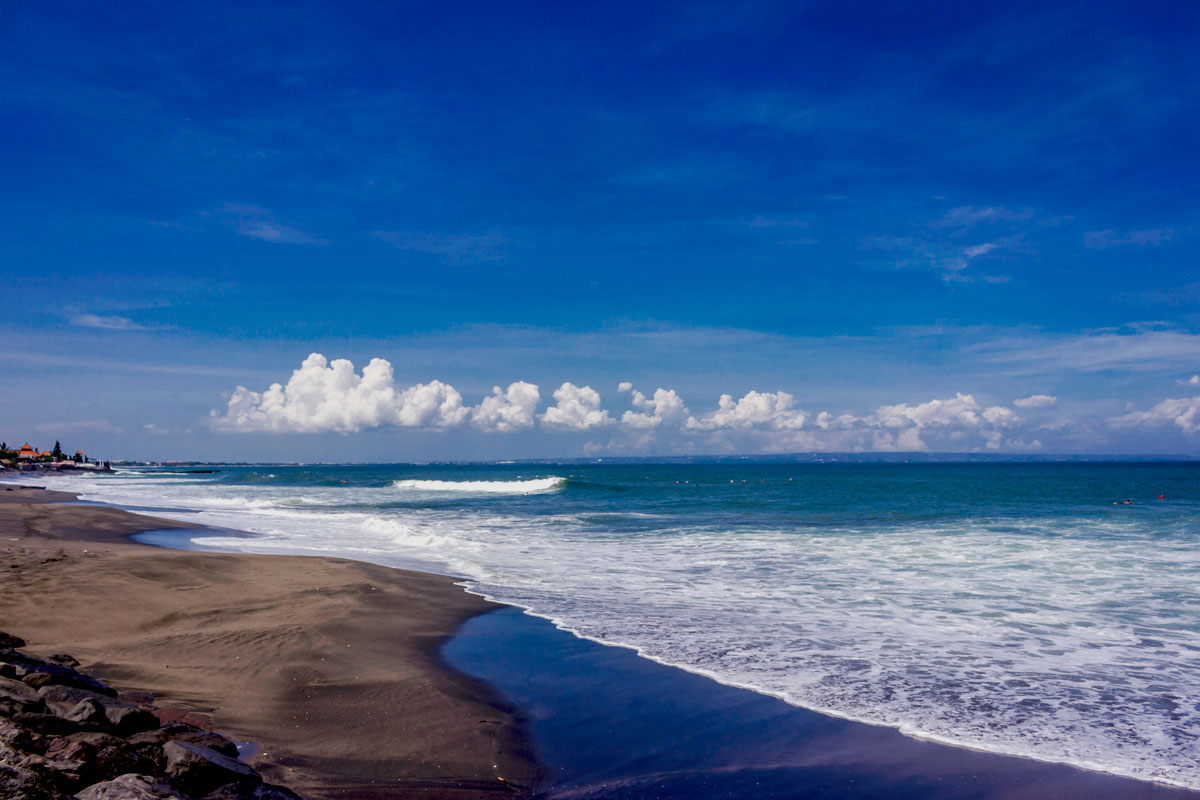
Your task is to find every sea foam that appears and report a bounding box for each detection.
[390,477,566,494]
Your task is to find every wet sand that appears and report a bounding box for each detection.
[448,607,1200,800]
[0,485,539,799]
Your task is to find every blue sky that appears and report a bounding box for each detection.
[3,1,1199,460]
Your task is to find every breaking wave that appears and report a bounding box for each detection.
[389,477,566,494]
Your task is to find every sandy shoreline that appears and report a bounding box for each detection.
[0,484,539,798]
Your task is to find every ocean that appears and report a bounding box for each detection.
[29,461,1200,789]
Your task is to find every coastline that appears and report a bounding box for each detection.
[0,484,540,798]
[5,477,1198,799]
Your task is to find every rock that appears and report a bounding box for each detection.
[36,685,156,734]
[0,634,26,649]
[38,685,112,716]
[0,762,65,800]
[75,773,187,800]
[162,741,260,797]
[171,732,239,760]
[0,718,42,755]
[11,712,88,736]
[64,699,110,728]
[200,782,303,800]
[0,649,47,667]
[124,724,237,758]
[47,654,80,668]
[0,675,43,713]
[44,732,155,783]
[21,667,116,697]
[103,706,159,736]
[45,732,123,759]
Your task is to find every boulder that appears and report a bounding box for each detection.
[171,732,239,760]
[0,633,26,649]
[38,685,112,716]
[45,733,155,784]
[103,706,159,736]
[0,718,43,756]
[47,654,80,668]
[21,667,116,697]
[0,762,64,800]
[75,773,187,800]
[127,727,239,760]
[0,675,42,709]
[36,685,157,734]
[11,712,88,736]
[64,699,110,728]
[162,741,260,797]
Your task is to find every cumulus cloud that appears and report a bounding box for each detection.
[858,393,1021,451]
[208,356,1092,453]
[871,392,987,429]
[1109,396,1200,435]
[1014,394,1057,408]
[213,353,469,433]
[1178,375,1200,387]
[472,382,540,432]
[686,390,807,430]
[619,383,688,429]
[540,383,614,431]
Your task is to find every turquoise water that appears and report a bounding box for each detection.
[32,462,1200,788]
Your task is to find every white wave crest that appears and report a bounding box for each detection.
[390,477,566,494]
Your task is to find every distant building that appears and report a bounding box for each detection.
[17,444,36,461]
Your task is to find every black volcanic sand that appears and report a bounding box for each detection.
[445,607,1198,800]
[0,485,539,799]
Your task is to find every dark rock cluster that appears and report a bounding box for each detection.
[0,632,302,800]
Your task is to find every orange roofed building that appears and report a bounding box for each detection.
[17,444,36,461]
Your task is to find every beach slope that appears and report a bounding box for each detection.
[0,486,537,799]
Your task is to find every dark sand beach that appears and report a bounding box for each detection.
[0,485,538,799]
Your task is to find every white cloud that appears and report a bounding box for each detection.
[239,221,325,245]
[934,206,1032,229]
[686,390,807,430]
[220,203,326,246]
[619,384,688,429]
[472,382,540,432]
[982,406,1019,426]
[1109,396,1200,435]
[540,383,614,431]
[870,392,986,429]
[964,243,999,258]
[213,353,469,433]
[1014,394,1057,408]
[972,329,1200,375]
[70,314,145,331]
[1178,375,1200,387]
